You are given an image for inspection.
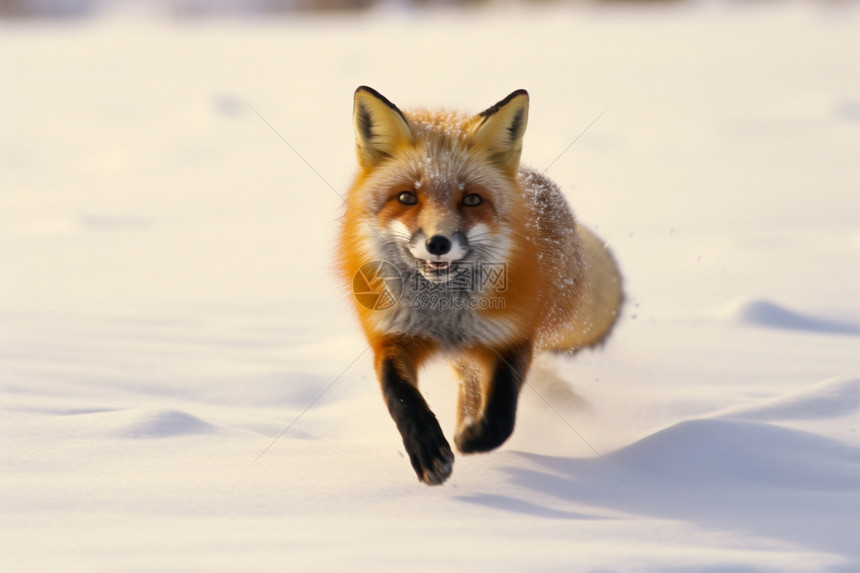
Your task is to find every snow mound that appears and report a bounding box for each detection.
[720,298,860,335]
[718,376,860,422]
[506,418,860,561]
[104,409,219,439]
[609,418,860,490]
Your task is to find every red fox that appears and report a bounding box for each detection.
[338,86,623,485]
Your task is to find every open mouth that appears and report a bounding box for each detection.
[423,260,451,272]
[416,259,459,281]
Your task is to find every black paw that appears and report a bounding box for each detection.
[404,425,454,485]
[454,416,514,454]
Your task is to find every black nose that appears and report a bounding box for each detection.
[426,235,451,256]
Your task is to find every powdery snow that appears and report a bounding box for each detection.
[2,3,859,572]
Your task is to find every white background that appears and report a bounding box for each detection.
[2,2,860,571]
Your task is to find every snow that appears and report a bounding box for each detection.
[2,2,860,571]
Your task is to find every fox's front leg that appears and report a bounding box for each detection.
[375,338,454,485]
[455,341,533,454]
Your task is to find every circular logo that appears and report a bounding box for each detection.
[352,261,404,311]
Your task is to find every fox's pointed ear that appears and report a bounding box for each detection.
[471,90,529,174]
[353,86,414,168]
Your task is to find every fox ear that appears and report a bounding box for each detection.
[471,90,529,174]
[353,86,414,168]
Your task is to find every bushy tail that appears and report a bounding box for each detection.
[543,225,624,353]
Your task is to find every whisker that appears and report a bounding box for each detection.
[470,243,505,255]
[466,232,495,242]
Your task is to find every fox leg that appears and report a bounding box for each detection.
[375,338,454,485]
[454,341,533,454]
[453,357,482,430]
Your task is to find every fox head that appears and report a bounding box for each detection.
[350,86,529,285]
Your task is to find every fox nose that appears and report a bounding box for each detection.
[426,235,452,256]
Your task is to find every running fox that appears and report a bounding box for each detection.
[338,86,623,485]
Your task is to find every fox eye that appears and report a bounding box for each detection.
[397,191,418,205]
[462,193,482,207]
